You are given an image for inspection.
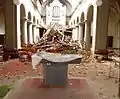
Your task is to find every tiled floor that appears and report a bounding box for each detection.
[0,59,41,78]
[0,59,32,76]
[0,59,119,99]
[5,78,96,99]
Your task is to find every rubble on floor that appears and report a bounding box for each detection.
[0,57,119,99]
[17,23,89,62]
[0,23,119,99]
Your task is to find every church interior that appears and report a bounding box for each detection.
[0,0,119,99]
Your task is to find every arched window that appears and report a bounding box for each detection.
[52,6,60,17]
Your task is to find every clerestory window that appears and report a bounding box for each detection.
[52,6,60,17]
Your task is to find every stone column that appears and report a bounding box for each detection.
[36,26,40,42]
[76,25,79,40]
[72,27,77,40]
[32,24,37,43]
[72,27,75,40]
[78,23,84,42]
[27,21,33,44]
[21,17,28,45]
[75,27,78,40]
[16,5,21,49]
[84,21,91,50]
[4,0,17,49]
[92,0,109,53]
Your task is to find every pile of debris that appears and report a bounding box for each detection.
[0,23,92,62]
[34,23,81,54]
[18,44,37,62]
[18,23,91,62]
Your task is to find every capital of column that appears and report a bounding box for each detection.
[79,22,84,26]
[21,17,28,21]
[85,21,91,26]
[79,19,87,25]
[36,25,40,28]
[13,0,20,5]
[93,0,103,6]
[27,20,32,24]
[83,19,92,26]
[72,26,76,29]
[36,24,43,28]
[70,26,75,29]
[32,24,37,27]
[75,24,79,27]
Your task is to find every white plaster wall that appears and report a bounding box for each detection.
[72,28,77,40]
[46,0,66,26]
[70,0,93,24]
[70,0,120,49]
[19,0,41,23]
[15,0,42,48]
[60,6,66,25]
[0,7,5,35]
[72,28,78,40]
[46,6,52,25]
[69,0,81,12]
[70,0,103,26]
[70,0,95,42]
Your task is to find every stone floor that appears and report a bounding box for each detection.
[4,77,96,99]
[0,59,119,99]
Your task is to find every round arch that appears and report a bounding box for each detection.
[20,4,27,46]
[28,12,32,21]
[80,12,85,22]
[20,4,26,18]
[74,20,75,25]
[76,16,79,24]
[33,16,36,24]
[27,12,32,44]
[37,19,39,24]
[87,5,94,23]
[84,5,94,49]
